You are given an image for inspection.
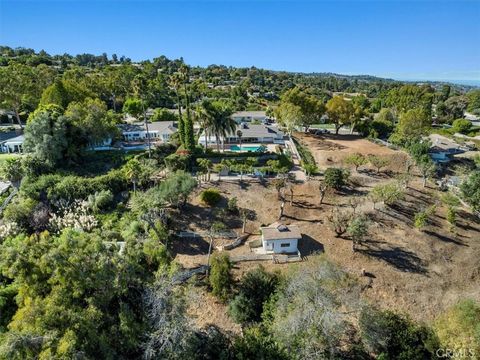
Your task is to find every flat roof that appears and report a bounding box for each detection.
[261,222,302,241]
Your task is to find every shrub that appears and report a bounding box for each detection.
[434,299,480,358]
[452,119,472,134]
[233,326,289,360]
[164,153,191,171]
[3,197,37,231]
[359,307,440,359]
[87,190,114,213]
[414,211,428,230]
[460,171,480,212]
[200,188,222,207]
[369,182,404,209]
[209,253,233,302]
[228,266,279,324]
[324,167,350,190]
[227,197,238,214]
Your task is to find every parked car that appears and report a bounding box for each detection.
[310,128,329,136]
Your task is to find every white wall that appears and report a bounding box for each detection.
[262,238,298,253]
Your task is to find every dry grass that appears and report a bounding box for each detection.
[171,134,480,330]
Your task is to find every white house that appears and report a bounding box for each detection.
[120,121,177,142]
[261,222,301,254]
[0,135,24,153]
[198,123,284,146]
[231,111,267,124]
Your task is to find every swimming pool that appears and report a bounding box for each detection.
[230,145,261,152]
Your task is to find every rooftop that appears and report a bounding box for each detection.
[231,124,284,138]
[119,121,177,134]
[2,135,24,144]
[261,222,302,241]
[232,111,267,118]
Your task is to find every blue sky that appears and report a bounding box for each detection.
[1,0,479,82]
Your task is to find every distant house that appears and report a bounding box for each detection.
[261,222,301,254]
[231,111,267,124]
[119,121,177,143]
[198,123,284,146]
[428,134,465,164]
[0,135,24,153]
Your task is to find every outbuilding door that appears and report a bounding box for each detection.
[266,241,274,251]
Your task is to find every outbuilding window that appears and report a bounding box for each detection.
[280,243,290,248]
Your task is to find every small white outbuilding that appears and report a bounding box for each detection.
[261,222,301,254]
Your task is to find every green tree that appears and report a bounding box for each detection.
[151,108,178,122]
[0,158,24,188]
[23,106,69,167]
[228,266,279,325]
[65,97,119,146]
[385,84,434,116]
[324,167,350,190]
[416,156,436,187]
[460,171,480,212]
[0,63,48,128]
[0,229,156,359]
[466,89,480,114]
[275,102,301,136]
[347,216,369,252]
[124,158,142,193]
[122,97,144,119]
[326,96,354,134]
[359,307,439,360]
[396,108,431,139]
[233,326,289,360]
[209,253,233,303]
[369,182,405,209]
[280,87,325,132]
[368,155,391,173]
[451,118,472,134]
[344,153,367,172]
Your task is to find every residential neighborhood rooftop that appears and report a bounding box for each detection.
[118,121,177,134]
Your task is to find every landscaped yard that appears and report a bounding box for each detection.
[0,153,21,165]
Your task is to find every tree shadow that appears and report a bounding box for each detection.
[423,230,467,246]
[171,235,211,256]
[292,199,322,210]
[298,234,324,256]
[359,244,428,275]
[283,214,323,223]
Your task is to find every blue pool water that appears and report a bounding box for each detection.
[230,145,261,152]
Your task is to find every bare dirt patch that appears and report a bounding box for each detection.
[296,132,407,173]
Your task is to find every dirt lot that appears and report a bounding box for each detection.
[172,134,480,333]
[296,132,407,171]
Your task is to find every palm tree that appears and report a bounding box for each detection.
[196,99,216,152]
[168,73,185,146]
[124,158,142,194]
[236,129,243,150]
[212,104,235,152]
